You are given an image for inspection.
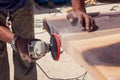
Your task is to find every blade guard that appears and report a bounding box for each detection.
[50,33,60,61]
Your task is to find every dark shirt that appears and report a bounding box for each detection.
[0,0,27,12]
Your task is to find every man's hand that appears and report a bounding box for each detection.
[16,37,41,62]
[67,10,95,32]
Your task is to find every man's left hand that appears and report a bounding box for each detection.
[67,10,95,32]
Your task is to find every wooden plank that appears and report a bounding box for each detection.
[43,12,120,80]
[43,12,120,35]
[60,28,120,41]
[61,32,120,80]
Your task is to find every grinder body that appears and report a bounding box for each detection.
[28,41,50,59]
[27,33,60,61]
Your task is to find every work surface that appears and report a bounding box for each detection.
[43,12,120,80]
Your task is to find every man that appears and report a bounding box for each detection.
[67,0,95,32]
[0,0,92,80]
[0,0,37,80]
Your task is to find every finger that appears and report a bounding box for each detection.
[78,15,86,31]
[78,15,83,27]
[21,54,33,62]
[68,15,78,26]
[90,18,94,30]
[66,12,73,23]
[67,12,79,26]
[66,13,70,20]
[26,56,33,62]
[19,52,30,61]
[20,54,28,60]
[84,16,91,32]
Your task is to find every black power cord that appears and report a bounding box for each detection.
[35,62,87,80]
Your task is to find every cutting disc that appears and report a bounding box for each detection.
[50,33,60,61]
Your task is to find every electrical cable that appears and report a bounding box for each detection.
[35,62,87,80]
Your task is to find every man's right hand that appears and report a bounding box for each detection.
[16,37,41,62]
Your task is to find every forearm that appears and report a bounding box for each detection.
[71,0,86,12]
[0,26,14,43]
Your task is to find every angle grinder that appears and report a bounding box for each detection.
[28,33,61,61]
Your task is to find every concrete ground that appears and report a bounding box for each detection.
[7,2,120,80]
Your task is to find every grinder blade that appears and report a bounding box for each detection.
[50,33,60,61]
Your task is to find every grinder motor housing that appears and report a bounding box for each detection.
[28,33,60,61]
